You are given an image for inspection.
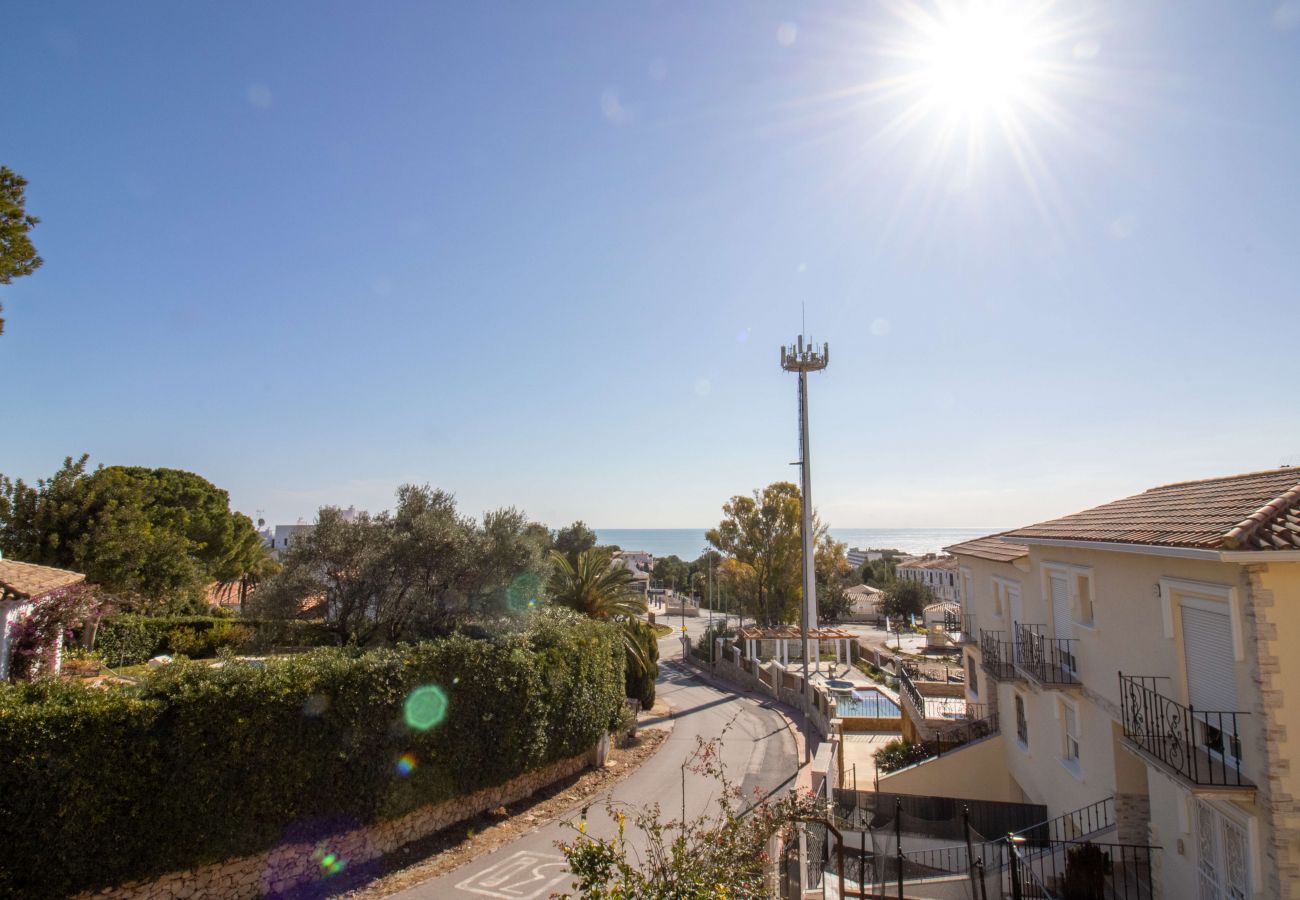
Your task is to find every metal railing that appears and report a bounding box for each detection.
[1009,836,1156,900]
[980,629,1019,680]
[897,667,925,720]
[1119,673,1251,788]
[1014,622,1081,686]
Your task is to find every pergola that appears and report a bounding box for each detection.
[736,625,857,669]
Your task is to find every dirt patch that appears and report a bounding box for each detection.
[332,717,671,898]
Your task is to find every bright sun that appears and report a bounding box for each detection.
[914,4,1038,118]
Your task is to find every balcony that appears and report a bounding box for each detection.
[1119,674,1253,790]
[979,629,1020,681]
[1014,623,1082,688]
[946,608,977,642]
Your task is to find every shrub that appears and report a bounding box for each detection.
[94,615,339,666]
[874,738,935,773]
[0,609,624,899]
[624,621,659,708]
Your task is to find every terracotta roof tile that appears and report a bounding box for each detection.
[945,534,1030,562]
[0,559,86,601]
[1005,467,1300,552]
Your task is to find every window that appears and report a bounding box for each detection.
[991,578,1019,620]
[1061,701,1080,764]
[1074,573,1094,626]
[1197,800,1250,899]
[968,657,979,697]
[1015,695,1028,747]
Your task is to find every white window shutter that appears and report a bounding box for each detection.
[1051,573,1072,640]
[1182,605,1237,712]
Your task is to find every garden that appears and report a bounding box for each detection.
[0,608,626,899]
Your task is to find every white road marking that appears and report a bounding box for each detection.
[453,850,570,899]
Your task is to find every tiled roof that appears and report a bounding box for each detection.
[1005,468,1300,552]
[898,554,959,570]
[945,534,1030,563]
[0,559,86,601]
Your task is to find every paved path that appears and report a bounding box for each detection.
[389,635,802,899]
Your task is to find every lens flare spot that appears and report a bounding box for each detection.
[302,694,330,717]
[506,572,545,614]
[404,685,449,731]
[312,843,347,877]
[395,752,418,777]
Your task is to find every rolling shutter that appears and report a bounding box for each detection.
[1051,573,1072,640]
[1182,605,1236,712]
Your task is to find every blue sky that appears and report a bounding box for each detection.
[3,2,1298,530]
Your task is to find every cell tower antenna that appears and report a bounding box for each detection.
[779,331,829,710]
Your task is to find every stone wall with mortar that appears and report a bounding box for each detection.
[73,746,599,900]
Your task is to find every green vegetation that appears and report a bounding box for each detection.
[548,548,653,704]
[560,733,824,898]
[93,615,340,667]
[707,481,848,627]
[881,579,933,621]
[874,737,935,773]
[254,485,551,643]
[552,520,598,562]
[0,609,624,899]
[0,166,42,337]
[0,456,270,612]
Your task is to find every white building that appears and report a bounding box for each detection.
[897,553,962,604]
[846,547,885,569]
[885,467,1300,899]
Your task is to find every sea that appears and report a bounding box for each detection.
[593,528,1005,560]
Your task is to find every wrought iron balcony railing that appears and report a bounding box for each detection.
[1014,622,1082,687]
[1119,673,1252,789]
[979,629,1019,681]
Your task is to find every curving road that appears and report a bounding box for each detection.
[388,632,802,899]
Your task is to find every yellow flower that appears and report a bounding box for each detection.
[578,820,587,835]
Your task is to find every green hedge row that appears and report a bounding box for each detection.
[0,609,625,899]
[94,615,341,666]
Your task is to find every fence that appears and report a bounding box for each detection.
[792,793,1157,899]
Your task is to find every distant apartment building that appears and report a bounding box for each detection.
[897,553,962,604]
[920,467,1300,899]
[846,547,885,569]
[266,507,363,555]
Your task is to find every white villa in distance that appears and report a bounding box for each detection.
[913,466,1300,899]
[897,553,962,605]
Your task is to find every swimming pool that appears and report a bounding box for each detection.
[833,688,901,718]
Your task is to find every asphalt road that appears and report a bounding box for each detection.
[388,634,800,899]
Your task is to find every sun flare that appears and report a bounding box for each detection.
[914,4,1039,119]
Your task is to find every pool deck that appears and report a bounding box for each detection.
[838,732,903,789]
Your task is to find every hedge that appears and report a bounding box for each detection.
[0,609,625,899]
[94,615,341,666]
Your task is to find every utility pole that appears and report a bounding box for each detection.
[781,334,829,701]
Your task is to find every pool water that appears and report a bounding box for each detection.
[834,688,901,718]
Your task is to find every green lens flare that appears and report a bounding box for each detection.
[404,685,449,731]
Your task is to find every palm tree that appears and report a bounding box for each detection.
[214,532,282,611]
[548,548,650,671]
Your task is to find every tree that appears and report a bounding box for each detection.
[707,482,804,627]
[0,166,42,336]
[0,456,260,612]
[256,486,552,643]
[212,528,281,610]
[548,548,651,685]
[881,579,932,621]
[815,533,852,624]
[650,554,690,591]
[862,555,898,587]
[553,520,597,562]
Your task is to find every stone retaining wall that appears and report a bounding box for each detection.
[74,744,602,900]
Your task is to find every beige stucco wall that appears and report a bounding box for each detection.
[952,542,1300,897]
[875,733,1019,802]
